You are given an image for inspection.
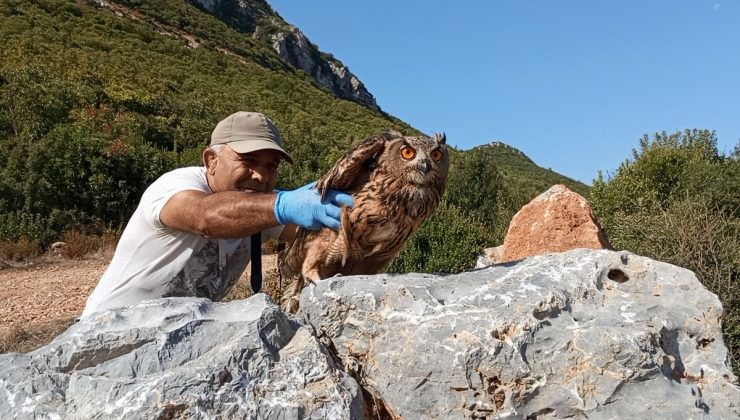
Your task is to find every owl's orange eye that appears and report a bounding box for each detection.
[400,145,416,160]
[430,149,443,162]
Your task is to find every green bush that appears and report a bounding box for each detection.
[0,211,58,247]
[592,130,739,223]
[17,122,176,226]
[444,144,590,247]
[388,202,491,274]
[444,148,509,244]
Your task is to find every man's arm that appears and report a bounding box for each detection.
[161,190,279,238]
[160,182,354,239]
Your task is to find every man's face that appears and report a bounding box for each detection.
[205,146,281,193]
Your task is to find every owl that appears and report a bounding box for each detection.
[279,130,450,312]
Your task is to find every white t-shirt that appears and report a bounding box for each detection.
[82,166,283,317]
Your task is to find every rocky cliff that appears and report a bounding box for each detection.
[89,0,378,110]
[1,249,738,418]
[187,0,379,110]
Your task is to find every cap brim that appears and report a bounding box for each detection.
[227,139,294,164]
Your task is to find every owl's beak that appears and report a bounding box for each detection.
[419,160,430,175]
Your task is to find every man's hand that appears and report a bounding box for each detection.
[274,182,354,230]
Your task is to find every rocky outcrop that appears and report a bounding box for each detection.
[2,250,738,418]
[0,295,362,419]
[269,27,378,110]
[187,0,379,110]
[498,184,612,263]
[301,249,739,418]
[187,0,270,33]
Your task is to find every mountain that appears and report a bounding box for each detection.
[91,0,379,111]
[0,0,589,270]
[479,142,590,196]
[0,0,410,213]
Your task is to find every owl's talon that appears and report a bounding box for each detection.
[306,278,316,286]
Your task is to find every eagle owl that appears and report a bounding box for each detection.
[279,130,449,312]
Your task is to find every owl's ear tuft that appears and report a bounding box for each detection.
[434,132,447,145]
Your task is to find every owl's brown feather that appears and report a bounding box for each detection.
[316,134,388,198]
[279,130,449,312]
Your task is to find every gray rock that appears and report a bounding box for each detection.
[186,0,379,110]
[300,249,740,419]
[3,249,737,419]
[0,295,362,419]
[269,27,378,111]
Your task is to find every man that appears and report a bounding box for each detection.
[82,111,352,316]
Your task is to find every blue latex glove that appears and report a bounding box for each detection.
[274,182,354,230]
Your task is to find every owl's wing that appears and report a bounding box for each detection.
[316,134,388,199]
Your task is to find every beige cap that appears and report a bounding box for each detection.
[210,111,294,163]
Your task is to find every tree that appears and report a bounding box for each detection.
[443,147,510,245]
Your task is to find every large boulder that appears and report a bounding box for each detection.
[300,249,739,418]
[498,184,612,264]
[0,295,362,419]
[3,250,738,419]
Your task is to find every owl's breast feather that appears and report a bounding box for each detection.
[345,191,404,247]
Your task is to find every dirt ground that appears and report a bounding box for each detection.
[0,249,281,354]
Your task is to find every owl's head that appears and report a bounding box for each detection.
[374,130,450,192]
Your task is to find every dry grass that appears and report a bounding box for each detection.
[0,317,76,354]
[0,230,117,354]
[0,229,119,265]
[0,237,41,262]
[58,229,119,259]
[262,238,280,255]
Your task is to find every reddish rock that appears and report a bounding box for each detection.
[499,184,612,263]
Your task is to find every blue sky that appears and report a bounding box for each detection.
[268,0,739,185]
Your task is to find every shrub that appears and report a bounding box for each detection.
[0,211,58,247]
[0,237,41,262]
[444,148,510,244]
[58,229,118,259]
[591,129,739,224]
[388,202,491,274]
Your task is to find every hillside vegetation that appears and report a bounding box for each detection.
[0,0,585,271]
